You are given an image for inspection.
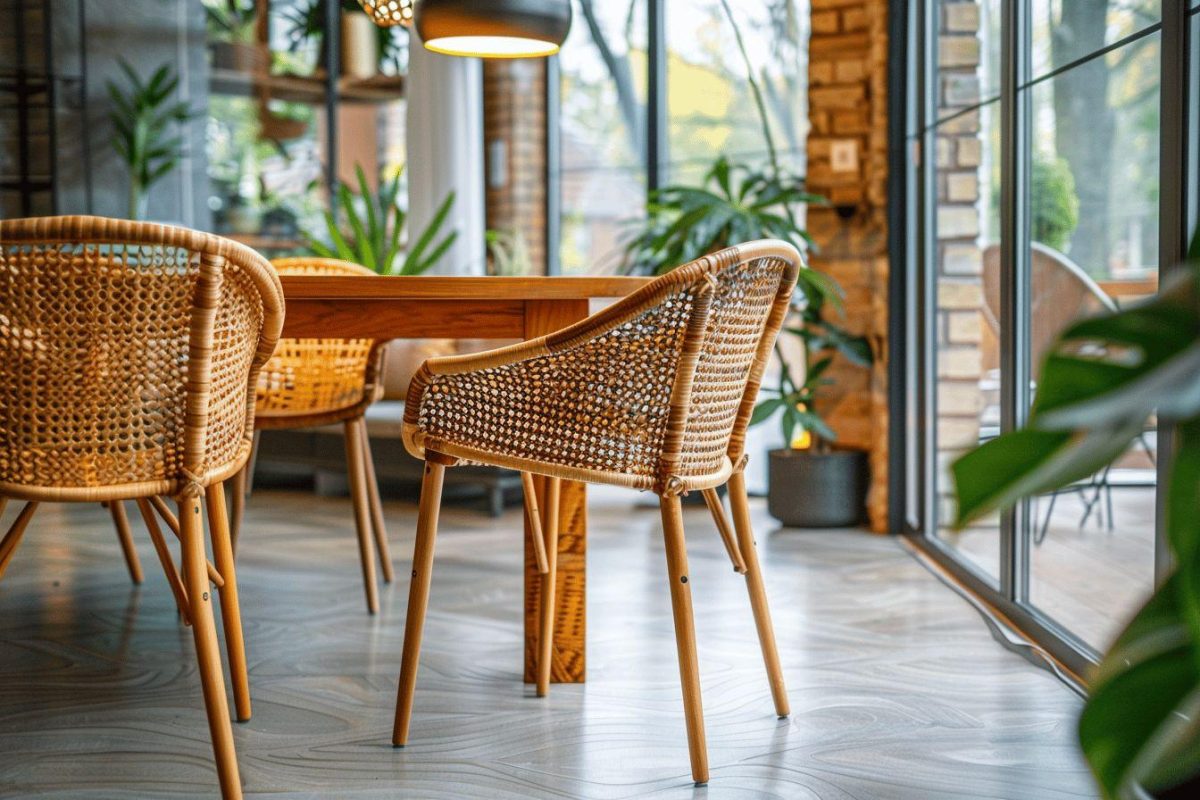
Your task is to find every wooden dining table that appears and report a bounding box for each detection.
[279,274,652,684]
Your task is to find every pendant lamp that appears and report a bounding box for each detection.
[414,0,572,58]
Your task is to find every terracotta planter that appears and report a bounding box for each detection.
[767,447,868,528]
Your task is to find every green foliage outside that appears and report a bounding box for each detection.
[1030,154,1080,252]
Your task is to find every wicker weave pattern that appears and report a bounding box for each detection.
[0,216,283,501]
[403,241,800,494]
[418,283,699,479]
[678,255,790,478]
[255,258,383,428]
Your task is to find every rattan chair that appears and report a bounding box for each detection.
[0,215,284,800]
[391,240,799,785]
[239,257,393,613]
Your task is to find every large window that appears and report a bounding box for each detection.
[901,0,1194,672]
[557,0,809,274]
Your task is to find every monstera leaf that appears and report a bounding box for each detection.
[952,245,1200,799]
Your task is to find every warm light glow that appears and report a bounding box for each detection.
[423,35,560,58]
[791,402,812,450]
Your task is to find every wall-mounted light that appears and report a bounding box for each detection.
[357,0,414,28]
[414,0,572,59]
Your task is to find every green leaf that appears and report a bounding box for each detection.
[794,409,837,442]
[1168,417,1200,678]
[781,405,797,446]
[321,210,356,262]
[337,183,374,271]
[951,421,1145,528]
[750,398,784,426]
[804,356,833,387]
[1080,575,1200,799]
[355,165,383,261]
[408,231,458,276]
[405,190,456,273]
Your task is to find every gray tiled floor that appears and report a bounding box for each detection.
[0,487,1097,798]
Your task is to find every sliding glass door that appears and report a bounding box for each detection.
[899,0,1194,674]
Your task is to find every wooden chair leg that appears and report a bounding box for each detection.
[392,458,446,746]
[206,482,251,722]
[357,417,394,583]
[230,431,259,557]
[536,477,561,697]
[178,493,242,800]
[345,419,380,614]
[149,496,224,589]
[136,498,192,626]
[230,466,246,557]
[658,493,709,786]
[0,501,38,581]
[728,471,790,718]
[520,472,549,575]
[109,500,144,585]
[701,488,747,574]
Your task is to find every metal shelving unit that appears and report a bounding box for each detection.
[1,0,91,216]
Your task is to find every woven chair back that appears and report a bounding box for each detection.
[255,257,384,426]
[0,216,283,501]
[405,240,799,493]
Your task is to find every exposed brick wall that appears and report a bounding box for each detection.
[806,0,891,532]
[482,59,547,275]
[933,2,984,524]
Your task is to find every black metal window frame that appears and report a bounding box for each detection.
[888,0,1197,678]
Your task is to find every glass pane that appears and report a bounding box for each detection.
[559,0,647,274]
[1026,33,1160,650]
[932,98,1002,585]
[1030,0,1160,83]
[935,0,1001,122]
[665,0,809,184]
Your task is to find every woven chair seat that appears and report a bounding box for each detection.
[254,258,384,429]
[402,241,800,495]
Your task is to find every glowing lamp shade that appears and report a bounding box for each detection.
[414,0,572,59]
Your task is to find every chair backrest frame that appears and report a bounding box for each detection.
[0,215,284,501]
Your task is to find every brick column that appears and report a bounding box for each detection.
[482,60,548,275]
[806,0,890,532]
[933,3,985,525]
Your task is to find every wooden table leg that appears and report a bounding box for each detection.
[523,300,588,684]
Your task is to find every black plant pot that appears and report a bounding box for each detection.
[767,447,868,528]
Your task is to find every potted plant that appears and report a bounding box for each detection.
[621,0,872,525]
[952,234,1200,799]
[306,163,458,275]
[750,277,873,527]
[106,60,197,220]
[203,0,267,72]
